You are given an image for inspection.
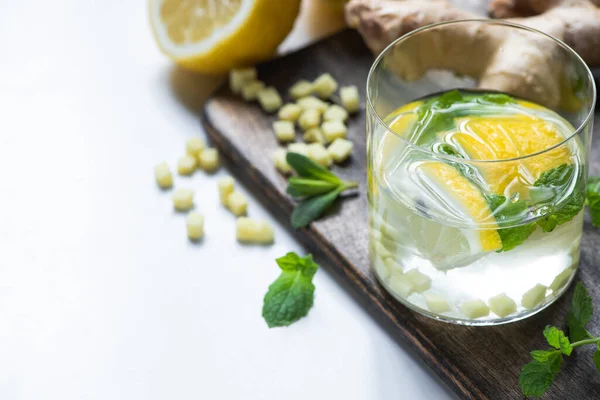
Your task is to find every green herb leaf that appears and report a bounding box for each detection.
[534,164,585,232]
[290,188,342,229]
[286,152,340,184]
[286,177,340,198]
[568,282,594,341]
[530,350,554,363]
[594,343,600,373]
[519,351,563,398]
[543,326,573,356]
[486,194,536,252]
[587,176,600,227]
[262,253,319,328]
[480,93,515,105]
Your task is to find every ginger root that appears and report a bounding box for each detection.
[345,0,599,108]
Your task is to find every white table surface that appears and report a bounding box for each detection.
[0,1,456,399]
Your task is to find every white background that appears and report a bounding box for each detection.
[0,1,456,399]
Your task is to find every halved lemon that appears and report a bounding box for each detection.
[150,0,301,74]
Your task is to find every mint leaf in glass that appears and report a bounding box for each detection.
[486,194,536,252]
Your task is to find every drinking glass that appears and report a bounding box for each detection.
[366,20,596,325]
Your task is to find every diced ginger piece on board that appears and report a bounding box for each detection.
[278,103,302,122]
[327,138,353,163]
[177,155,196,175]
[229,68,257,93]
[296,96,328,112]
[198,148,220,171]
[241,80,265,101]
[323,104,348,122]
[273,121,295,142]
[340,85,360,112]
[313,73,338,99]
[307,143,332,167]
[298,109,321,131]
[226,191,248,216]
[289,80,314,100]
[186,137,206,157]
[321,120,347,142]
[273,148,291,174]
[257,87,282,113]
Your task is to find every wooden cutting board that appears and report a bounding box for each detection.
[201,29,600,400]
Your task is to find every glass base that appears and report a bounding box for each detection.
[372,265,577,326]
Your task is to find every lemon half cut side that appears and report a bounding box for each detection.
[150,0,301,74]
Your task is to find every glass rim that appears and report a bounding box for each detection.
[366,18,597,165]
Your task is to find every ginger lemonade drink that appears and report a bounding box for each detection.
[366,21,595,324]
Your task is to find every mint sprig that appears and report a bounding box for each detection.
[520,283,600,397]
[486,194,536,252]
[262,252,319,328]
[533,164,585,232]
[286,153,358,228]
[587,176,600,227]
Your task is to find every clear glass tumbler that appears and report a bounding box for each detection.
[366,20,596,325]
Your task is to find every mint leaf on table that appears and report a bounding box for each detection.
[519,351,563,398]
[587,176,600,227]
[594,343,600,373]
[486,194,536,252]
[568,282,593,342]
[286,153,358,228]
[262,252,319,328]
[534,164,585,232]
[520,282,600,397]
[543,326,572,355]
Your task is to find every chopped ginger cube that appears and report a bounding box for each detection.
[287,142,309,157]
[177,155,196,175]
[186,212,204,240]
[388,272,414,298]
[321,120,347,142]
[289,80,314,100]
[522,284,547,309]
[217,176,235,205]
[229,68,257,94]
[307,143,332,167]
[303,128,325,144]
[273,121,295,142]
[340,85,360,113]
[172,188,194,211]
[424,293,451,313]
[257,87,282,113]
[236,217,274,244]
[155,162,173,189]
[488,293,517,318]
[298,109,321,131]
[278,103,302,122]
[227,191,248,216]
[241,80,265,101]
[549,268,574,292]
[198,148,219,171]
[313,73,338,99]
[404,269,431,293]
[460,299,490,319]
[323,104,348,122]
[186,137,206,158]
[273,148,291,174]
[327,138,353,163]
[296,96,328,112]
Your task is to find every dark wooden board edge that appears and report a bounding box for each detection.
[200,68,486,398]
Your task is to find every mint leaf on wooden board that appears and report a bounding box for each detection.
[286,152,340,184]
[568,282,594,341]
[290,188,342,228]
[286,177,340,198]
[594,343,600,373]
[262,253,319,328]
[519,351,563,398]
[587,176,600,227]
[543,326,572,356]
